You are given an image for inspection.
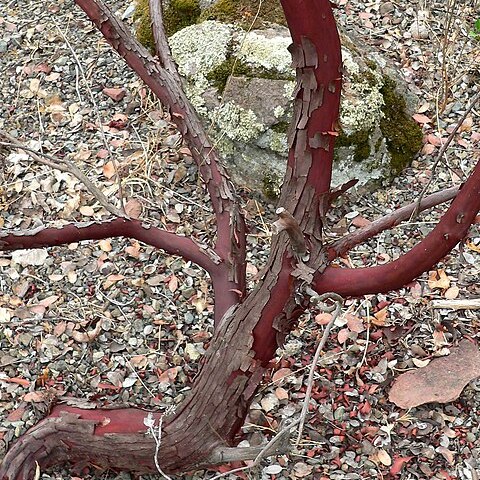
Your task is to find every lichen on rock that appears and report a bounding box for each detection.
[169,21,235,80]
[340,48,385,134]
[235,30,292,74]
[210,102,264,143]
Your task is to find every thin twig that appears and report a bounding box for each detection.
[0,130,124,217]
[296,292,343,445]
[208,418,301,480]
[330,185,459,258]
[411,91,480,219]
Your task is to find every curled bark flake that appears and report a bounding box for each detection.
[328,80,337,93]
[301,68,318,91]
[301,36,318,67]
[309,132,330,151]
[290,262,315,283]
[308,84,324,115]
[293,149,312,179]
[291,97,304,134]
[294,129,308,163]
[287,43,305,68]
[272,208,307,258]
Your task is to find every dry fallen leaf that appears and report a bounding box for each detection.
[389,340,480,408]
[124,198,143,219]
[466,240,480,253]
[337,328,350,344]
[158,367,179,385]
[372,306,388,326]
[412,113,432,124]
[272,368,292,384]
[71,320,103,343]
[103,160,117,179]
[444,285,459,300]
[275,386,289,400]
[428,269,450,290]
[79,205,95,217]
[99,239,112,252]
[103,274,125,289]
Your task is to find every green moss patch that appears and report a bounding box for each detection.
[336,128,372,163]
[201,0,286,28]
[133,0,155,53]
[262,171,281,200]
[379,76,423,174]
[206,55,294,93]
[134,0,201,52]
[164,0,201,36]
[206,58,252,92]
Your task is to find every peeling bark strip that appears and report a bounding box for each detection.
[273,208,307,257]
[281,0,342,209]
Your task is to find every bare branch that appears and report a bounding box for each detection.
[315,159,480,297]
[74,0,247,310]
[148,0,182,81]
[329,185,460,258]
[0,218,218,274]
[0,130,124,218]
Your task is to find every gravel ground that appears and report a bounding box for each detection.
[1,1,480,479]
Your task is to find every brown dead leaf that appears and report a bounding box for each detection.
[74,148,91,161]
[389,340,480,408]
[103,161,117,179]
[436,446,455,464]
[458,115,473,133]
[158,366,179,385]
[53,321,67,337]
[428,269,450,290]
[372,307,388,326]
[444,285,459,300]
[71,320,103,343]
[412,113,432,124]
[272,368,292,384]
[426,134,444,146]
[99,239,112,252]
[168,275,178,293]
[337,328,350,344]
[346,314,365,333]
[125,242,141,258]
[422,143,436,155]
[315,312,332,325]
[124,198,143,219]
[466,240,480,253]
[103,274,124,289]
[38,295,59,308]
[275,387,289,400]
[23,391,47,403]
[79,205,95,217]
[351,215,371,228]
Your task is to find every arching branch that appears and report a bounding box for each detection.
[315,160,480,296]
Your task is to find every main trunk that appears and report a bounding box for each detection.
[0,241,300,478]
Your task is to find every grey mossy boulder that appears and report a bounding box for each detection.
[168,20,423,197]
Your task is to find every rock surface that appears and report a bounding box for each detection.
[169,20,422,196]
